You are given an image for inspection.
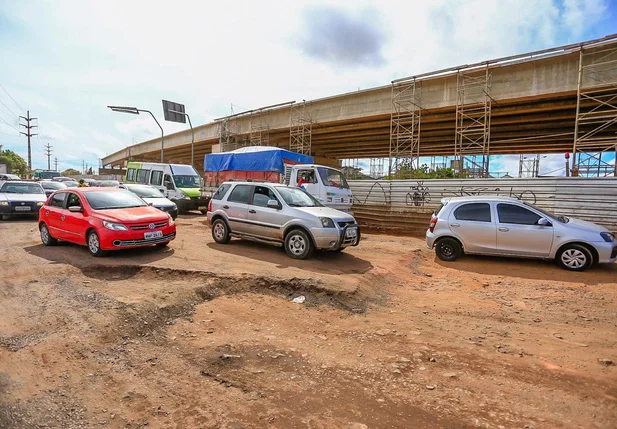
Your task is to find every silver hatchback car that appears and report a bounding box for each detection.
[426,196,616,271]
[207,182,360,259]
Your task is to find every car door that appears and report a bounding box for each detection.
[448,202,496,253]
[61,192,88,244]
[495,203,554,257]
[44,192,68,240]
[223,184,251,233]
[246,185,283,240]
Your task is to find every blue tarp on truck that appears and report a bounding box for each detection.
[204,146,314,173]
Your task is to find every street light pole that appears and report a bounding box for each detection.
[108,106,165,163]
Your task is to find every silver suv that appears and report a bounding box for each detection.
[426,196,616,271]
[207,182,360,259]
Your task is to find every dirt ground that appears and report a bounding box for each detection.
[1,215,616,429]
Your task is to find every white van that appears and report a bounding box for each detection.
[125,162,209,213]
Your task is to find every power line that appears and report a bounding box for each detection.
[0,115,19,133]
[0,97,18,118]
[0,84,23,112]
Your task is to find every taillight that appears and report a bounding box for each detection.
[207,199,212,212]
[429,216,438,233]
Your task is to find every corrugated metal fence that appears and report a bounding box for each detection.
[349,178,617,234]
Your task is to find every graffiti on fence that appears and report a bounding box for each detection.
[352,181,390,206]
[439,186,539,204]
[406,181,431,206]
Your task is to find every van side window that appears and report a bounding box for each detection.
[136,169,150,184]
[212,184,231,200]
[227,185,252,204]
[126,168,136,182]
[150,170,163,186]
[163,174,174,189]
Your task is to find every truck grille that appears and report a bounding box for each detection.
[130,221,168,230]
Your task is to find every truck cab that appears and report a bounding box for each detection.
[288,165,353,213]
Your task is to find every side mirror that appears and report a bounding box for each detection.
[266,199,281,209]
[537,217,551,226]
[165,182,174,190]
[68,206,83,213]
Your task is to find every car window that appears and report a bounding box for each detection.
[126,168,136,182]
[66,193,82,208]
[50,193,66,207]
[212,184,231,200]
[150,170,163,186]
[136,169,150,184]
[252,186,279,207]
[453,203,491,222]
[227,185,252,204]
[83,190,148,210]
[497,203,541,225]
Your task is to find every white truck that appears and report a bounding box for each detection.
[285,164,353,213]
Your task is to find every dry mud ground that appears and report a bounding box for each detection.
[1,215,616,429]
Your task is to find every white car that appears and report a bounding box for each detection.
[120,184,178,219]
[0,180,47,219]
[426,196,616,271]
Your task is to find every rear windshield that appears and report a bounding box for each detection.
[128,185,163,198]
[41,181,67,190]
[84,190,148,210]
[0,182,44,194]
[434,202,446,216]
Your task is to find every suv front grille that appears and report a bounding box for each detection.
[337,221,355,228]
[130,221,168,230]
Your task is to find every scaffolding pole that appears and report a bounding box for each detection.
[454,66,492,178]
[369,158,385,179]
[573,44,617,177]
[289,101,312,155]
[250,109,270,146]
[389,78,421,179]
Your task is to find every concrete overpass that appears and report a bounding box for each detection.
[101,34,617,177]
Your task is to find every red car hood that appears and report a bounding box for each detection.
[94,206,170,224]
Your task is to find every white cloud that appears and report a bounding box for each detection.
[562,0,608,38]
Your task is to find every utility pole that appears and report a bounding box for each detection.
[82,160,85,174]
[19,110,37,173]
[44,143,53,170]
[54,157,58,172]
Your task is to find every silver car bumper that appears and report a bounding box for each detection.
[426,229,437,249]
[594,241,617,264]
[311,224,360,250]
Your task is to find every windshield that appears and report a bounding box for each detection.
[128,185,163,198]
[173,175,201,188]
[317,167,349,189]
[276,187,322,207]
[101,181,119,187]
[65,182,78,188]
[523,202,568,223]
[41,181,67,190]
[84,190,148,210]
[0,183,44,194]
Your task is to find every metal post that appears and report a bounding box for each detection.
[572,49,583,170]
[186,114,194,167]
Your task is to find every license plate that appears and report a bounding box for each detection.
[345,227,358,238]
[144,230,163,240]
[14,206,31,212]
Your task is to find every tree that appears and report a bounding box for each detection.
[386,163,456,180]
[0,149,29,177]
[61,168,82,177]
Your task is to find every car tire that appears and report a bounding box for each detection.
[156,241,170,248]
[284,229,314,260]
[435,237,462,262]
[556,244,592,271]
[87,230,107,257]
[40,223,58,246]
[211,219,231,244]
[200,210,208,215]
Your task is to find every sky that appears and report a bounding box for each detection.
[0,0,616,176]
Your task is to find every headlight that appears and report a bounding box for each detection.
[103,221,128,231]
[36,202,44,206]
[319,217,335,228]
[0,201,8,206]
[600,232,615,243]
[184,195,191,200]
[168,215,175,226]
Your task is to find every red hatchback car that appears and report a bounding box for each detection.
[38,188,176,256]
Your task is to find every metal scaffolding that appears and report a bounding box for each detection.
[518,154,539,178]
[454,66,492,178]
[289,101,312,155]
[389,78,421,178]
[250,109,270,146]
[369,158,385,179]
[218,118,245,152]
[573,44,617,177]
[342,158,361,179]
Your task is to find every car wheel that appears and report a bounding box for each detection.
[211,219,231,244]
[200,210,208,215]
[557,244,592,271]
[87,230,107,257]
[435,237,462,262]
[40,223,58,246]
[285,229,314,260]
[156,241,170,248]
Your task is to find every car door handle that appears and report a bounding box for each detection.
[450,223,460,228]
[61,215,65,221]
[498,227,509,232]
[249,209,256,214]
[223,205,229,209]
